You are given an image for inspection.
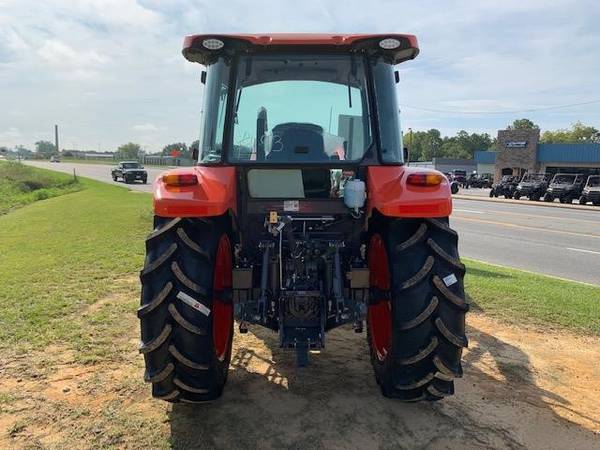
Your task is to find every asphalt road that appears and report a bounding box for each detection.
[26,161,600,284]
[25,160,167,192]
[452,199,600,284]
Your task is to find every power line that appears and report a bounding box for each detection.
[401,99,600,115]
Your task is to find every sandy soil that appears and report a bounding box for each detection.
[1,313,599,449]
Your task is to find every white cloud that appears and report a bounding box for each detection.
[132,123,160,132]
[0,0,598,150]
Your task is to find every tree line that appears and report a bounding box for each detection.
[404,119,599,162]
[4,119,598,162]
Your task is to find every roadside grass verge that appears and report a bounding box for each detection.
[0,177,152,357]
[0,161,83,214]
[464,259,600,335]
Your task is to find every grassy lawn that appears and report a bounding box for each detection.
[0,161,83,214]
[465,259,599,334]
[0,177,152,357]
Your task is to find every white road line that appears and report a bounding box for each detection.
[454,209,486,214]
[566,247,600,255]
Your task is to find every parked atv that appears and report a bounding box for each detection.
[513,173,549,201]
[138,34,468,404]
[544,173,585,203]
[490,175,519,199]
[466,173,492,189]
[579,175,600,206]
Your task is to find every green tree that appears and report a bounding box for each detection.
[507,118,539,130]
[541,121,599,143]
[162,142,189,158]
[116,142,142,160]
[35,140,56,157]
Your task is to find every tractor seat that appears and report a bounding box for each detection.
[267,123,331,198]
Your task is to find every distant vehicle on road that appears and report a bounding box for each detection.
[490,175,519,199]
[50,155,60,163]
[544,173,585,203]
[450,169,467,187]
[579,175,600,206]
[111,161,148,184]
[513,173,549,201]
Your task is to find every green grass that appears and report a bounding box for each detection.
[0,161,83,214]
[0,177,152,354]
[464,259,600,334]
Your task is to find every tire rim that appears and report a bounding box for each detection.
[367,234,392,362]
[212,235,233,361]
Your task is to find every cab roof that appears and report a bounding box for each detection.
[183,33,419,65]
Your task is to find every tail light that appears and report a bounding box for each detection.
[163,173,198,186]
[406,173,444,187]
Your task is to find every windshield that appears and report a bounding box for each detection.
[122,162,141,169]
[552,174,576,184]
[228,54,371,163]
[522,173,545,182]
[587,176,600,187]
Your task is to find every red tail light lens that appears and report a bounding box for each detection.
[406,173,444,187]
[163,173,198,186]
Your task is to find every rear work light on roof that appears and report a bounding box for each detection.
[163,173,198,186]
[379,38,401,49]
[202,38,224,50]
[406,173,444,187]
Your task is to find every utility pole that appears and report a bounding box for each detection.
[54,124,59,154]
[408,127,413,162]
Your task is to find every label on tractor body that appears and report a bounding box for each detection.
[177,291,211,316]
[283,200,299,212]
[443,273,458,287]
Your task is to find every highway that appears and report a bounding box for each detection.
[26,161,600,284]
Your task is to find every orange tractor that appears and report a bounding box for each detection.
[138,34,468,403]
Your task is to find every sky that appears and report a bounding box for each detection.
[1,0,599,152]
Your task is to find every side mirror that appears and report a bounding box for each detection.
[403,147,409,163]
[201,71,207,85]
[191,146,199,161]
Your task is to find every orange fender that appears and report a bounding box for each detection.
[366,166,452,218]
[153,166,237,217]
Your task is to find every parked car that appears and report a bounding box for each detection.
[50,155,60,163]
[490,175,519,199]
[111,161,148,184]
[544,173,585,203]
[513,172,549,201]
[579,175,600,206]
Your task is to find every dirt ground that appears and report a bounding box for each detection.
[1,312,599,449]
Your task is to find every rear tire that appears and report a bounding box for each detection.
[138,216,234,403]
[544,194,553,202]
[513,193,521,200]
[579,196,587,205]
[367,217,468,401]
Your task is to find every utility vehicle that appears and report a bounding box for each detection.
[138,34,468,404]
[579,175,600,205]
[466,173,492,189]
[112,161,148,184]
[513,173,549,201]
[544,173,585,203]
[490,175,518,198]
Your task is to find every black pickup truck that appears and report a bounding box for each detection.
[111,161,148,184]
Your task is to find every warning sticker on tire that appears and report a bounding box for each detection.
[443,273,458,287]
[177,291,211,316]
